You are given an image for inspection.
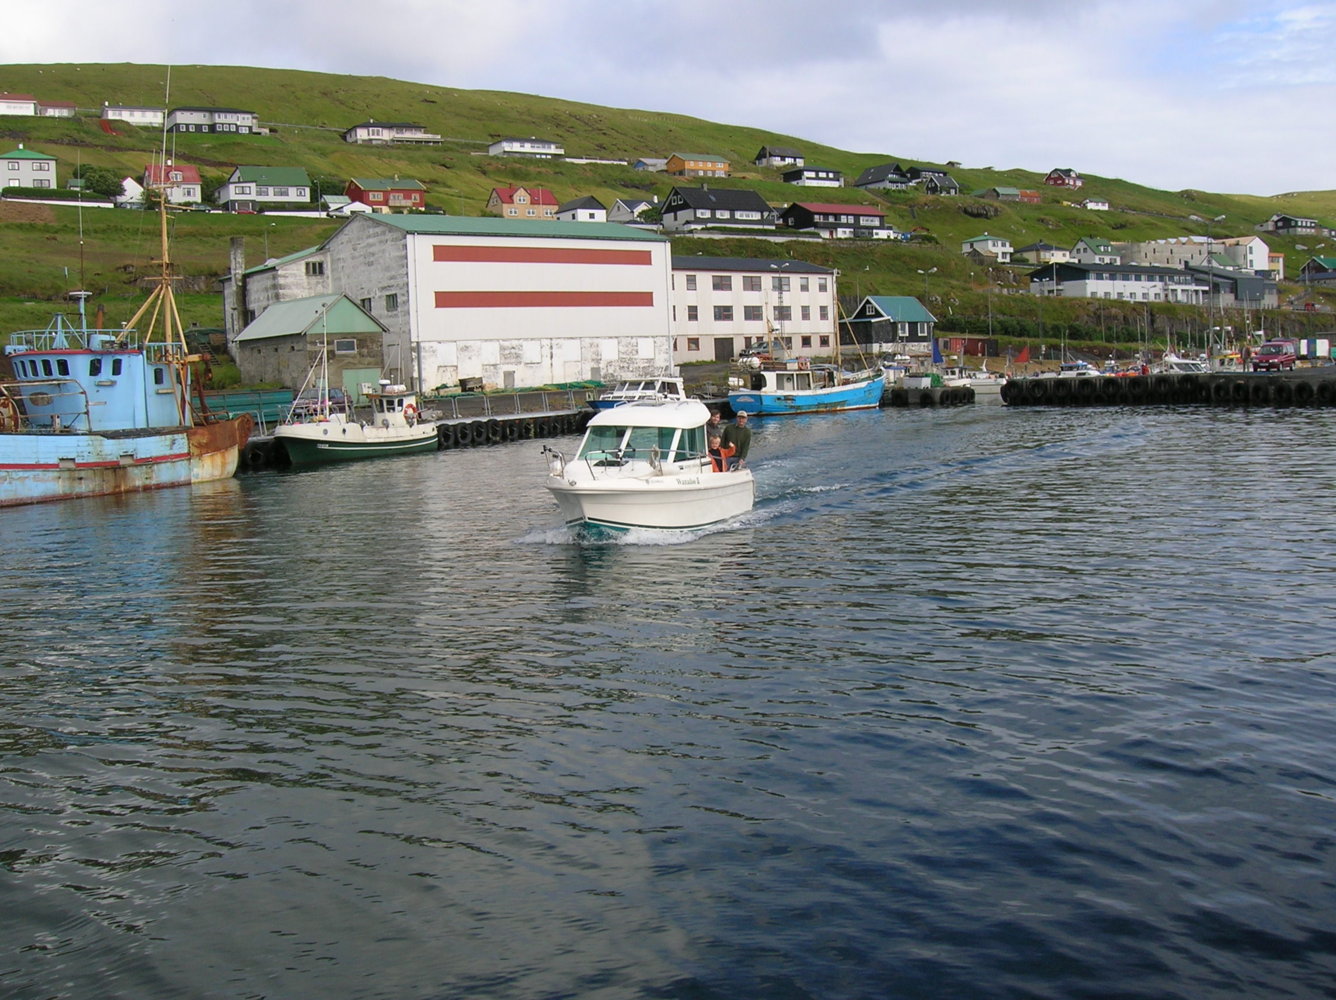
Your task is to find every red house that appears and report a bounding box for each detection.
[1045,168,1084,189]
[345,176,426,212]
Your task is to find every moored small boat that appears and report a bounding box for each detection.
[728,358,884,416]
[544,398,754,533]
[274,380,439,465]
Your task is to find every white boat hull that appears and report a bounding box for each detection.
[547,468,755,531]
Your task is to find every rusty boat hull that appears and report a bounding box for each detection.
[0,415,252,508]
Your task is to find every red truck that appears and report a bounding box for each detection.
[1251,339,1298,372]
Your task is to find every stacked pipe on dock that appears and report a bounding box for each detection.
[1000,373,1336,408]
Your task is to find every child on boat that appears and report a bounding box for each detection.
[707,434,735,473]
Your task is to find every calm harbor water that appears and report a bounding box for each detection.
[3,402,1335,999]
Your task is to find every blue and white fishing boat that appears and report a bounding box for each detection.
[0,211,252,507]
[727,358,884,416]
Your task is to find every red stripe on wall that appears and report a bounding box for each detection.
[433,245,652,265]
[435,291,655,308]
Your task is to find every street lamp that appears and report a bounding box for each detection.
[1190,213,1226,352]
[916,266,936,299]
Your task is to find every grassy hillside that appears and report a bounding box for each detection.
[0,62,1332,341]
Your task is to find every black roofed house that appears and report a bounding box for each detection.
[660,186,776,232]
[779,203,897,240]
[1045,168,1084,188]
[166,106,259,134]
[754,145,804,168]
[555,195,608,223]
[906,166,959,195]
[853,163,913,191]
[782,166,843,187]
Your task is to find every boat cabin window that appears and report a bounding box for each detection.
[42,359,53,377]
[57,359,69,376]
[112,358,123,376]
[89,358,102,377]
[677,425,704,460]
[153,367,166,385]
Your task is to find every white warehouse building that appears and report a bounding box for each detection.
[222,215,673,391]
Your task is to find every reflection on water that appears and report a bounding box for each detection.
[3,407,1336,999]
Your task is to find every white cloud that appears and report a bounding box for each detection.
[1,0,1330,194]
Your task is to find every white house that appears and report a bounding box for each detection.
[781,166,843,187]
[961,234,1012,263]
[144,162,202,205]
[754,145,804,168]
[555,196,608,223]
[1080,197,1109,211]
[0,93,38,116]
[1070,237,1120,265]
[3,145,57,188]
[221,215,673,390]
[166,106,259,134]
[487,137,564,158]
[608,197,655,224]
[668,256,837,364]
[38,101,76,118]
[215,166,312,212]
[342,121,442,145]
[1029,262,1209,304]
[102,103,165,127]
[115,177,145,208]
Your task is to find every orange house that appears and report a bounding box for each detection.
[665,152,730,178]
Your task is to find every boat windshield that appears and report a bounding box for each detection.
[578,423,701,462]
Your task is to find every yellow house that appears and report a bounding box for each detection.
[486,185,558,219]
[665,152,730,178]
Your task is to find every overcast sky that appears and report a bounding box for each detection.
[6,0,1331,196]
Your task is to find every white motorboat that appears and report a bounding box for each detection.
[1159,353,1211,374]
[942,364,1006,397]
[544,399,754,533]
[589,375,688,411]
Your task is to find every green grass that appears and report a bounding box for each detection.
[0,62,1332,341]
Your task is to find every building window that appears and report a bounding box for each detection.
[685,274,697,291]
[712,275,732,291]
[687,305,698,322]
[772,276,790,292]
[800,277,810,292]
[305,260,325,276]
[686,338,700,351]
[334,339,357,355]
[818,278,828,293]
[33,179,50,188]
[801,336,812,348]
[385,293,399,311]
[360,298,372,312]
[257,187,269,197]
[743,275,762,292]
[744,305,763,322]
[819,306,829,321]
[713,305,733,322]
[801,306,811,321]
[819,336,830,348]
[775,306,792,322]
[370,192,384,201]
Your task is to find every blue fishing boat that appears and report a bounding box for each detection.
[727,358,885,416]
[0,210,252,507]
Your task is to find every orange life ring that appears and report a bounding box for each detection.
[797,357,810,370]
[403,403,418,420]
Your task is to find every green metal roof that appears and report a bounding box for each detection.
[366,214,667,242]
[234,294,385,343]
[2,147,55,160]
[857,295,937,323]
[242,245,320,276]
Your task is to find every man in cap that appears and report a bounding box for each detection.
[720,411,751,470]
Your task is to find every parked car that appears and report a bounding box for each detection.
[737,340,781,360]
[1251,340,1297,372]
[291,387,350,417]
